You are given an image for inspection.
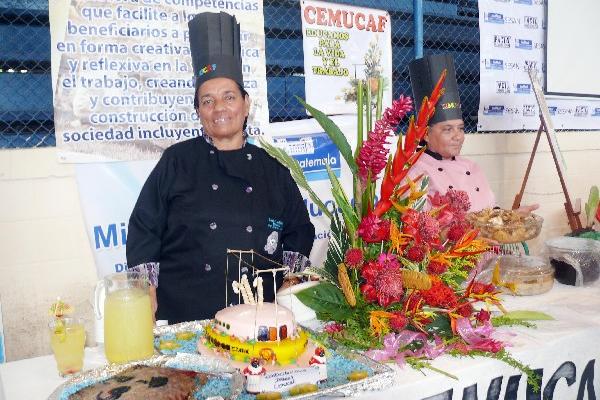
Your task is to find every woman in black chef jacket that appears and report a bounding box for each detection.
[126,12,315,324]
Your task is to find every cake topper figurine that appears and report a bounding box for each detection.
[309,347,328,382]
[243,357,267,394]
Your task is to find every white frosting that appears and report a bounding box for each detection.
[213,303,297,341]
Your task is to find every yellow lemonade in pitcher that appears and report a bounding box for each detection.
[104,287,154,364]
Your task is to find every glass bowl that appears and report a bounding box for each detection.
[545,237,600,286]
[468,209,543,244]
[496,255,554,296]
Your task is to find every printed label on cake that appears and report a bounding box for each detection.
[260,366,320,392]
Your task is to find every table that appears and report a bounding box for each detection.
[2,282,600,400]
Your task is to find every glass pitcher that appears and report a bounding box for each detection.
[94,271,154,364]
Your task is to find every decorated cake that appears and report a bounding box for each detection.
[204,302,309,365]
[202,272,309,365]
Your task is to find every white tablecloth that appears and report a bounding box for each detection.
[1,282,600,400]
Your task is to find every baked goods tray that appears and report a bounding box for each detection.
[49,320,395,399]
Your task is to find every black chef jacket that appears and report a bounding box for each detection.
[126,137,315,324]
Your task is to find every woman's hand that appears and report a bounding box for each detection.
[149,285,158,323]
[515,203,540,214]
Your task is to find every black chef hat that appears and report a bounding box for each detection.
[188,12,243,105]
[408,53,462,125]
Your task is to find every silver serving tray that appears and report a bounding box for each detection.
[49,320,395,399]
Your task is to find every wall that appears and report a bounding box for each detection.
[0,131,599,361]
[0,148,97,362]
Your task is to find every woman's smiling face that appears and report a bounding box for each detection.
[196,77,250,145]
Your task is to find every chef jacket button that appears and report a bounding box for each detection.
[466,171,471,175]
[449,185,453,189]
[210,222,217,230]
[205,264,212,272]
[438,167,443,172]
[212,184,219,190]
[210,150,215,155]
[246,225,253,233]
[241,266,248,273]
[476,187,480,192]
[247,153,252,160]
[245,186,253,193]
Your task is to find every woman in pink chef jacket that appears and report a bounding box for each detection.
[407,54,537,214]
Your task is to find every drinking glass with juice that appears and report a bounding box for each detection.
[49,317,86,376]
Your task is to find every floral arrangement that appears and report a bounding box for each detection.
[261,73,544,386]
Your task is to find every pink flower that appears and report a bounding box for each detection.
[377,252,400,269]
[357,120,390,184]
[323,322,344,334]
[382,95,413,130]
[357,213,391,243]
[356,96,413,185]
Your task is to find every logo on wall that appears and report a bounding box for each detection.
[484,58,504,70]
[523,60,544,72]
[494,35,511,48]
[496,81,510,94]
[549,107,573,115]
[484,12,504,23]
[592,108,600,117]
[504,106,520,115]
[514,83,532,94]
[506,61,520,70]
[524,16,539,29]
[273,133,340,181]
[523,104,536,116]
[483,105,505,115]
[504,16,521,24]
[575,106,589,117]
[515,39,533,50]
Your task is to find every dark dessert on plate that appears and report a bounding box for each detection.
[68,365,208,400]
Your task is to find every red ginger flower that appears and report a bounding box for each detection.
[427,260,448,275]
[402,210,441,246]
[357,213,391,243]
[476,309,491,324]
[456,302,474,318]
[360,260,404,308]
[357,120,390,184]
[357,96,413,185]
[382,95,413,129]
[447,221,469,242]
[389,311,408,332]
[420,278,457,309]
[344,248,364,269]
[405,245,427,262]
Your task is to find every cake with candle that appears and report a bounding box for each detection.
[201,274,309,365]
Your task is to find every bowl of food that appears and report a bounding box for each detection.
[495,255,555,296]
[545,236,600,286]
[468,208,543,244]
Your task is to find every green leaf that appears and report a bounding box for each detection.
[295,282,353,321]
[502,310,554,321]
[326,165,359,240]
[296,96,358,175]
[586,186,599,226]
[259,138,333,220]
[321,211,350,285]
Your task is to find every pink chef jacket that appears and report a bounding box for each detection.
[407,150,496,212]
